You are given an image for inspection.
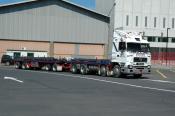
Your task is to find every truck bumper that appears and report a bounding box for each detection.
[121,67,151,75]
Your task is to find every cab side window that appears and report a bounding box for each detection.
[119,42,126,51]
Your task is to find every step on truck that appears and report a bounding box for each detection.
[14,30,151,78]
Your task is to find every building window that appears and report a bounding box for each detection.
[14,52,21,58]
[126,15,129,26]
[136,16,138,27]
[158,37,168,42]
[172,38,175,43]
[172,18,175,28]
[145,16,147,27]
[154,17,157,28]
[163,18,166,28]
[147,37,156,42]
[27,53,34,57]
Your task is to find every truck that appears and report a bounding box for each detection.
[14,30,151,78]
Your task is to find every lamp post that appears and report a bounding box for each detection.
[166,28,170,66]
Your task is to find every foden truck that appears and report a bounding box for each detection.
[14,30,151,78]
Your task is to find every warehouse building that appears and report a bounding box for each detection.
[0,0,115,59]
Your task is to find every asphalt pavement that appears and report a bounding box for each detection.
[0,66,175,116]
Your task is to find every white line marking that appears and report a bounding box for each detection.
[156,70,167,78]
[142,79,175,84]
[4,76,23,83]
[1,68,175,93]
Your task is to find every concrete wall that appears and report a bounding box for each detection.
[114,0,175,37]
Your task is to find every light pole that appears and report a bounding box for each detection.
[166,28,170,66]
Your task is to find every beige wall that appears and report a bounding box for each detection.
[0,40,105,60]
[54,43,105,59]
[54,43,75,58]
[0,40,50,59]
[79,44,105,59]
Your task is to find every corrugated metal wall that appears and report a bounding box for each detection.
[96,0,115,15]
[0,0,108,44]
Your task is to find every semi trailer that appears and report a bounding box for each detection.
[14,30,151,78]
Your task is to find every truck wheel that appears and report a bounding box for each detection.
[5,62,10,66]
[113,65,121,78]
[45,64,51,71]
[71,64,77,74]
[15,62,21,69]
[25,63,30,70]
[22,63,26,70]
[52,64,57,72]
[134,74,142,78]
[80,65,87,75]
[106,67,112,77]
[100,66,107,77]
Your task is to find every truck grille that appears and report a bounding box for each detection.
[134,57,147,62]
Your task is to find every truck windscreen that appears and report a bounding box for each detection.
[127,43,150,52]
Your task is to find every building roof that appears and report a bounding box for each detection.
[0,0,110,23]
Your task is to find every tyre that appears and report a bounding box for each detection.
[134,74,142,78]
[52,64,57,72]
[5,61,10,66]
[71,64,77,74]
[106,67,112,77]
[80,65,87,75]
[100,66,107,77]
[15,62,21,69]
[25,63,30,70]
[113,65,121,78]
[45,64,51,71]
[21,63,26,70]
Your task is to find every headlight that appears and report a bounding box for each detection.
[148,65,151,69]
[128,65,133,69]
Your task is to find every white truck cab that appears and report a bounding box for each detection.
[112,30,151,77]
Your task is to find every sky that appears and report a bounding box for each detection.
[0,0,96,9]
[0,0,23,4]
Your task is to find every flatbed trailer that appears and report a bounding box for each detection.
[14,57,71,71]
[14,57,124,77]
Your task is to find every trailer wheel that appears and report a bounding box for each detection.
[100,66,107,77]
[52,64,57,72]
[22,63,26,70]
[134,74,142,78]
[45,64,51,71]
[5,61,10,66]
[106,67,112,77]
[15,62,21,69]
[71,64,77,74]
[113,65,121,78]
[80,65,87,75]
[25,63,30,70]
